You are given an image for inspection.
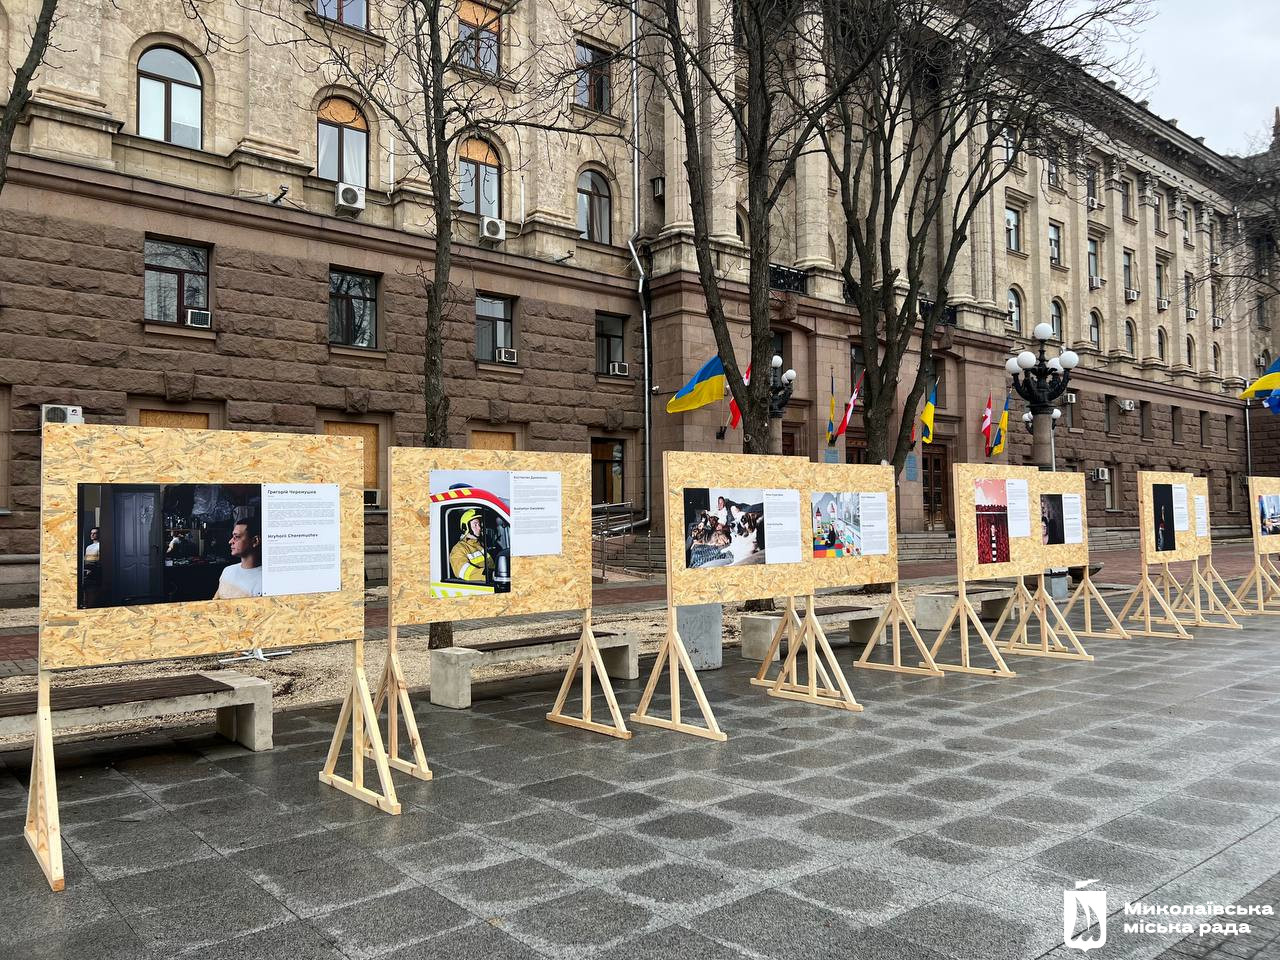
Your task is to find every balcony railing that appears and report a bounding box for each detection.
[769,263,809,294]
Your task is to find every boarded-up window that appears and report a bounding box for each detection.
[139,409,210,429]
[324,420,379,489]
[470,429,516,450]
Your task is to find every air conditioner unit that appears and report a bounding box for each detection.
[1186,307,1199,320]
[1064,392,1077,404]
[1088,275,1104,290]
[363,489,382,508]
[1124,288,1140,303]
[1117,398,1136,412]
[651,176,665,200]
[41,404,84,426]
[1089,467,1110,482]
[1210,254,1222,268]
[1087,197,1102,211]
[1156,297,1170,312]
[185,309,212,328]
[480,216,506,242]
[494,347,518,364]
[1211,315,1224,330]
[335,182,365,214]
[607,361,630,377]
[1257,355,1270,369]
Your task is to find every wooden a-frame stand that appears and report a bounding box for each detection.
[1115,562,1193,639]
[320,641,402,815]
[631,602,725,742]
[749,596,861,711]
[367,625,433,781]
[25,670,64,892]
[1169,557,1244,629]
[546,607,632,739]
[989,575,1093,662]
[1235,552,1280,614]
[853,583,943,677]
[1060,568,1130,640]
[924,582,1016,678]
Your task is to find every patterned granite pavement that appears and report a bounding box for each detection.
[1,608,1279,960]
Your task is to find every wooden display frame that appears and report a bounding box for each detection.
[1117,471,1199,639]
[1235,477,1280,614]
[31,424,386,892]
[1167,477,1244,629]
[384,449,628,751]
[749,596,862,711]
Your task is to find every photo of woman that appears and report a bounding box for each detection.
[683,487,767,567]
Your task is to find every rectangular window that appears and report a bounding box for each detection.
[1087,238,1100,279]
[1001,128,1016,164]
[1048,222,1062,265]
[1062,399,1073,429]
[1047,155,1061,189]
[1153,190,1163,226]
[1104,465,1117,510]
[1104,395,1115,434]
[1140,401,1152,439]
[458,2,501,76]
[1156,261,1166,299]
[1184,273,1195,309]
[476,294,514,361]
[1005,207,1021,252]
[1182,207,1192,246]
[1121,178,1133,218]
[1226,414,1236,450]
[328,269,377,348]
[1086,166,1099,201]
[574,42,611,113]
[1200,410,1210,447]
[591,437,625,505]
[144,239,209,326]
[1123,250,1134,290]
[1211,282,1220,318]
[1172,407,1183,443]
[595,313,626,373]
[1228,471,1236,512]
[0,385,9,509]
[316,0,366,30]
[771,329,790,370]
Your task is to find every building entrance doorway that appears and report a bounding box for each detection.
[921,447,951,530]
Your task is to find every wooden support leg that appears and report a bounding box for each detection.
[1119,572,1193,639]
[320,647,402,815]
[765,597,862,711]
[1234,558,1280,614]
[855,583,943,677]
[630,610,726,742]
[1003,575,1093,661]
[368,635,434,780]
[751,597,806,689]
[1064,571,1130,640]
[1205,560,1248,616]
[547,613,632,739]
[925,587,1016,678]
[24,671,64,892]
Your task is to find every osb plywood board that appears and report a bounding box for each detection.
[1189,475,1212,559]
[953,462,1042,584]
[388,448,591,624]
[807,462,899,591]
[1137,470,1202,565]
[1250,476,1280,556]
[40,424,364,670]
[1032,471,1090,569]
[664,451,814,606]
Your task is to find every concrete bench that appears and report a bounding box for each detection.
[0,670,272,751]
[740,605,881,662]
[430,631,638,709]
[915,586,1016,632]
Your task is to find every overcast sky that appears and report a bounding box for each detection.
[1128,0,1279,157]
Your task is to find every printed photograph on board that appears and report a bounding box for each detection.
[1152,482,1177,552]
[1041,494,1066,546]
[429,470,513,597]
[812,492,861,558]
[975,478,1011,565]
[683,488,766,567]
[76,483,343,609]
[1260,494,1280,537]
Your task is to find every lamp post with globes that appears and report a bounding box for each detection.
[767,353,797,455]
[1005,322,1079,470]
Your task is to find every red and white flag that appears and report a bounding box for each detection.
[727,363,753,428]
[981,392,993,455]
[832,371,865,440]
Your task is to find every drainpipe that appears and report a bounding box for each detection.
[1245,398,1253,476]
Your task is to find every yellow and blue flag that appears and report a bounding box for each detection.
[990,393,1010,456]
[666,355,728,414]
[1241,357,1280,401]
[826,369,837,444]
[920,382,937,444]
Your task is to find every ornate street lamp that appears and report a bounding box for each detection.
[1004,322,1079,470]
[768,354,797,454]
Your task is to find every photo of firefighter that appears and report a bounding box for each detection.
[683,488,766,568]
[811,492,861,558]
[1041,494,1066,546]
[1152,483,1177,552]
[1259,495,1280,537]
[428,470,513,597]
[77,483,263,609]
[975,478,1011,565]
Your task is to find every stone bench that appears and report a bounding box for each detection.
[0,670,272,751]
[740,605,882,662]
[430,631,638,709]
[915,585,1016,632]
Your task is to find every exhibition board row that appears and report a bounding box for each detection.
[21,425,1280,892]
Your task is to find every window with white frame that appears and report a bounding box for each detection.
[1007,288,1022,331]
[1048,222,1062,265]
[1005,207,1021,252]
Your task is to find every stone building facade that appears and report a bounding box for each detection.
[0,0,1274,599]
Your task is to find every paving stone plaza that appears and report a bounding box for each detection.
[3,610,1278,960]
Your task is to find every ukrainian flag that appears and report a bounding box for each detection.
[1240,357,1280,400]
[990,393,1010,456]
[666,355,728,414]
[920,382,937,444]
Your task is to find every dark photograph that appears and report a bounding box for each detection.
[1041,493,1066,546]
[1152,482,1177,552]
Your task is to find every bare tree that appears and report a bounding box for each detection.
[0,0,58,196]
[818,0,1147,470]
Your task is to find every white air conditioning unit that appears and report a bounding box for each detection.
[608,361,630,377]
[1211,254,1222,268]
[1087,197,1102,211]
[363,489,382,508]
[186,309,212,328]
[1186,307,1199,320]
[494,347,518,364]
[1124,288,1140,303]
[1117,398,1136,412]
[1257,354,1270,369]
[1211,315,1224,330]
[335,182,365,214]
[1089,467,1110,482]
[480,216,506,242]
[1156,297,1170,312]
[1064,392,1077,404]
[41,404,84,426]
[651,176,665,200]
[1088,275,1104,290]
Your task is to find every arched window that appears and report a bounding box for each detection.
[137,47,202,148]
[1212,343,1222,374]
[576,170,611,244]
[459,137,501,218]
[1186,335,1196,367]
[1050,299,1064,340]
[1007,287,1022,332]
[1124,319,1136,354]
[317,97,368,187]
[735,211,747,244]
[1157,327,1168,362]
[1087,309,1100,346]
